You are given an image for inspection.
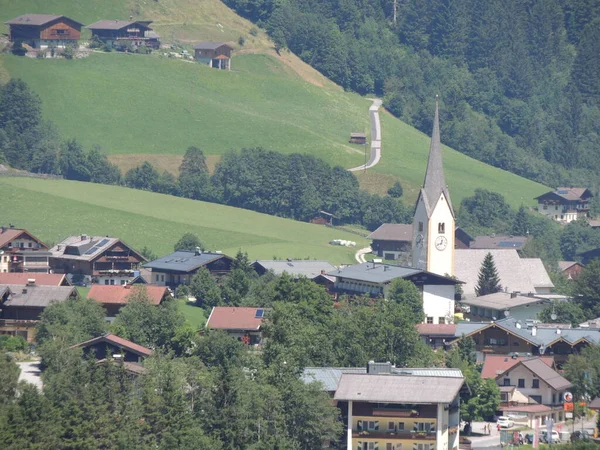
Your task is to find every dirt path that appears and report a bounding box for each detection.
[355,246,372,263]
[348,98,382,172]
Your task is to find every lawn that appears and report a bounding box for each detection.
[0,177,366,264]
[177,298,206,330]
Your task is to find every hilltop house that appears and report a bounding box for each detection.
[0,226,51,274]
[87,284,170,319]
[328,262,460,324]
[194,42,233,69]
[303,362,466,450]
[5,14,83,49]
[0,283,78,341]
[143,250,232,287]
[206,306,266,346]
[49,235,146,286]
[87,20,160,49]
[535,188,592,223]
[460,292,552,322]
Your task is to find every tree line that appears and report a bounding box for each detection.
[225,0,600,188]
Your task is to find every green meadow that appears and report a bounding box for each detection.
[0,177,366,264]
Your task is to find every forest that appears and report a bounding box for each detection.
[224,0,600,187]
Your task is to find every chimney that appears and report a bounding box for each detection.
[556,328,561,335]
[321,270,325,275]
[528,292,534,297]
[531,326,537,336]
[27,279,35,286]
[195,246,202,256]
[22,288,27,294]
[367,361,392,374]
[510,292,517,298]
[9,224,14,229]
[0,226,5,233]
[81,234,87,241]
[57,245,61,251]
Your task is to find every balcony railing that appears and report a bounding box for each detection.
[353,430,436,441]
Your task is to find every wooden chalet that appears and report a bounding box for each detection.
[535,187,593,223]
[87,20,160,49]
[5,14,83,49]
[194,42,233,70]
[367,223,412,261]
[0,226,51,274]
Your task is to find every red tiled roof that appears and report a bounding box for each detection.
[206,307,264,330]
[416,323,457,336]
[71,333,153,357]
[0,273,69,286]
[87,284,168,305]
[481,354,554,379]
[502,404,553,414]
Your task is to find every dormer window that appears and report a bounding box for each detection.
[438,223,445,234]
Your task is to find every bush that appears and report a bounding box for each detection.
[36,50,47,59]
[102,42,113,52]
[0,335,28,352]
[238,36,246,46]
[249,27,258,36]
[137,45,151,54]
[89,35,104,49]
[62,45,75,60]
[11,41,27,56]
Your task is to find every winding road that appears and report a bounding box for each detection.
[355,246,372,263]
[348,98,382,172]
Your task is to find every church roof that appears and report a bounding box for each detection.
[419,98,454,218]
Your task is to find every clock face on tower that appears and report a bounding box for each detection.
[435,236,448,251]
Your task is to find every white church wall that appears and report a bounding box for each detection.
[427,192,455,277]
[423,284,455,324]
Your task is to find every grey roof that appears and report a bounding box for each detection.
[5,14,82,26]
[521,259,554,289]
[419,98,454,218]
[470,235,530,250]
[367,223,413,242]
[519,358,572,391]
[144,251,230,273]
[193,41,232,50]
[535,187,592,202]
[460,292,550,310]
[334,373,464,403]
[455,249,539,297]
[253,260,336,279]
[50,235,143,262]
[328,262,458,285]
[87,20,152,30]
[1,284,77,307]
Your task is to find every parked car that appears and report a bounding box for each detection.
[541,430,561,443]
[571,430,591,441]
[497,417,514,428]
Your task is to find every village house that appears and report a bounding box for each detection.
[194,42,233,69]
[557,261,584,279]
[144,250,232,287]
[87,284,170,320]
[0,226,51,274]
[87,20,160,49]
[454,249,553,298]
[252,259,336,290]
[416,323,457,350]
[328,262,459,324]
[206,306,266,346]
[368,223,413,262]
[469,235,531,253]
[5,14,83,49]
[454,227,474,249]
[454,317,600,366]
[0,273,70,286]
[535,188,592,223]
[494,357,572,427]
[302,362,465,450]
[49,235,146,286]
[459,292,552,323]
[0,283,78,341]
[480,354,555,379]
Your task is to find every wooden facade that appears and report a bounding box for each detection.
[6,15,83,49]
[87,20,160,49]
[194,42,233,70]
[349,133,367,145]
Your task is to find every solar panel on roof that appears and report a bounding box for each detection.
[96,238,110,247]
[84,246,101,255]
[498,241,522,247]
[255,309,264,318]
[557,190,569,194]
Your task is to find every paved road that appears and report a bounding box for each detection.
[17,361,43,390]
[355,246,372,263]
[348,98,382,172]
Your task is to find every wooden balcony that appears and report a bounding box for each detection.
[353,431,436,441]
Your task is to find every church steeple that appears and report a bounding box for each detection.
[421,96,454,217]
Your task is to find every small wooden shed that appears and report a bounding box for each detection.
[349,132,367,145]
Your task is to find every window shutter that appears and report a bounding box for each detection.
[357,420,363,431]
[375,421,380,431]
[374,443,379,450]
[357,442,362,450]
[430,422,436,432]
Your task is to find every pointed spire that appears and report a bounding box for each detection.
[422,96,454,215]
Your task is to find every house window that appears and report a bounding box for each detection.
[532,379,539,388]
[438,317,446,324]
[368,443,375,450]
[388,421,395,431]
[398,422,404,431]
[28,242,32,248]
[543,204,548,210]
[518,379,525,388]
[110,279,115,285]
[56,29,67,35]
[427,317,434,324]
[105,280,109,285]
[161,274,165,282]
[552,394,556,404]
[501,393,508,402]
[418,222,424,232]
[121,280,127,285]
[503,378,511,386]
[530,395,542,404]
[417,444,430,450]
[438,223,445,234]
[155,274,159,282]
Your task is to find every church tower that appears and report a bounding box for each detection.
[412,97,455,276]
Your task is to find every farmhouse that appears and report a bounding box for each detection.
[5,14,83,49]
[144,250,232,287]
[535,187,592,223]
[194,42,233,69]
[557,261,584,279]
[416,323,457,349]
[87,20,160,49]
[206,306,266,346]
[0,284,78,341]
[87,284,170,319]
[0,226,51,274]
[368,223,413,262]
[49,235,146,286]
[328,262,459,324]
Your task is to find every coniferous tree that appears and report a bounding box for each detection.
[511,205,530,236]
[475,252,502,297]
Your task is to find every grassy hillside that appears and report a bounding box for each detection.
[0,177,367,264]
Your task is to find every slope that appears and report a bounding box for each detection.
[0,177,366,264]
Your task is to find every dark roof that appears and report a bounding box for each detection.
[589,397,600,410]
[470,235,530,250]
[0,284,77,307]
[71,333,153,357]
[206,307,265,331]
[50,235,145,262]
[5,14,83,27]
[143,251,231,273]
[367,223,413,242]
[535,187,592,202]
[87,20,153,30]
[193,41,233,50]
[419,98,454,218]
[519,358,572,391]
[328,262,458,285]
